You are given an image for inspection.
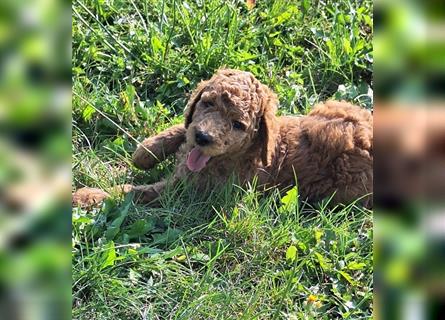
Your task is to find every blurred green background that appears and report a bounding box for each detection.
[0,0,71,319]
[375,0,445,319]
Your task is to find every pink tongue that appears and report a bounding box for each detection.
[187,147,211,172]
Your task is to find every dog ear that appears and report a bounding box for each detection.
[184,80,208,128]
[258,85,279,167]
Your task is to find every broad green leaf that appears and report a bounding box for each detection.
[151,36,164,56]
[73,216,93,225]
[202,34,212,51]
[82,105,95,121]
[273,38,283,46]
[236,51,257,62]
[279,187,299,213]
[347,261,366,270]
[105,193,134,240]
[337,14,346,25]
[120,84,136,111]
[151,228,183,246]
[101,241,117,269]
[105,226,120,240]
[126,219,154,239]
[281,187,298,206]
[364,14,372,27]
[326,39,336,58]
[355,39,365,52]
[343,38,352,55]
[274,7,298,25]
[338,270,356,285]
[121,233,129,244]
[297,242,307,251]
[314,229,324,244]
[286,245,298,262]
[302,0,310,13]
[314,252,331,270]
[175,255,187,262]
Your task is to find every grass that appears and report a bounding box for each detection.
[72,0,373,318]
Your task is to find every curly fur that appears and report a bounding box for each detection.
[73,69,372,207]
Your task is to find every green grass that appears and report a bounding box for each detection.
[73,184,372,319]
[72,0,373,318]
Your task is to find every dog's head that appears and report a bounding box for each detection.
[184,68,278,172]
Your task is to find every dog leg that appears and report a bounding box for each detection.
[72,180,171,207]
[72,187,110,208]
[72,184,133,208]
[132,124,186,170]
[131,180,169,203]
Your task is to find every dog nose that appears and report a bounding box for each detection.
[195,130,213,146]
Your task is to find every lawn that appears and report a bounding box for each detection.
[72,0,373,318]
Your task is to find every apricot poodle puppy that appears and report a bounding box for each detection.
[73,69,372,207]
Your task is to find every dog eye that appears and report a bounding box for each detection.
[203,101,214,108]
[232,121,245,131]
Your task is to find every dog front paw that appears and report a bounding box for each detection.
[72,187,109,208]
